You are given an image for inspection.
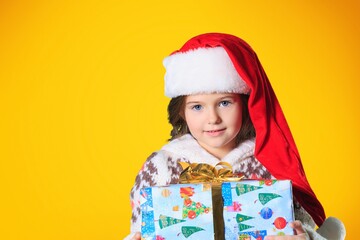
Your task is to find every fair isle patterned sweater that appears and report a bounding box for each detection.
[125,134,345,240]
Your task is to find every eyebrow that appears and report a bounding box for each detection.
[185,101,201,105]
[218,95,236,100]
[185,95,237,105]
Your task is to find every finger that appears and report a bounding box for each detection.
[264,236,274,240]
[265,235,301,240]
[289,220,306,235]
[264,236,287,240]
[131,232,141,240]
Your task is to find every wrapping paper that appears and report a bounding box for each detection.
[222,180,294,239]
[141,183,215,239]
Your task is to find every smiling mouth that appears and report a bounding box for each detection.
[205,128,226,133]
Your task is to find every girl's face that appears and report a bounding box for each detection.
[184,93,243,159]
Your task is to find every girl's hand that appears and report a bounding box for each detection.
[130,232,141,240]
[265,221,309,240]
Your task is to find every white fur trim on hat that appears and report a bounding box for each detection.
[163,47,250,98]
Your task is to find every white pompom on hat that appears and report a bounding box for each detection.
[163,46,250,98]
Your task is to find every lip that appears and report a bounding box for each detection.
[204,128,226,136]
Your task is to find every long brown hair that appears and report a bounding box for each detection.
[167,94,255,144]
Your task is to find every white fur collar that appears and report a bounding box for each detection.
[161,134,255,166]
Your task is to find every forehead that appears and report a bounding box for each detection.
[185,93,240,102]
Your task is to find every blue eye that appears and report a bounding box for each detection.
[219,101,231,107]
[192,105,203,111]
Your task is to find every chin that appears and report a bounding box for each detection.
[207,141,233,150]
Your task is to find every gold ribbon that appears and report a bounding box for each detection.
[179,162,243,240]
[179,161,244,184]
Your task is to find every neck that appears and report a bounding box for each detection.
[198,142,235,160]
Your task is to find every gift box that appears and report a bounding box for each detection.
[222,180,294,239]
[140,183,216,240]
[140,163,294,240]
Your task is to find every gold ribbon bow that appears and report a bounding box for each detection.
[179,161,244,184]
[179,162,243,240]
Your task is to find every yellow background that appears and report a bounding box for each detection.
[0,1,359,239]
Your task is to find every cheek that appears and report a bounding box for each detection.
[184,112,202,132]
[228,109,243,130]
[235,118,243,130]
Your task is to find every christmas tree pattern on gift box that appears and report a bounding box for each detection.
[180,186,211,220]
[235,183,263,196]
[157,186,211,224]
[141,184,213,239]
[258,193,282,205]
[222,180,294,239]
[236,213,254,231]
[181,226,205,238]
[158,215,186,229]
[182,197,211,219]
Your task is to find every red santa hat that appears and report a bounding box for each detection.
[163,33,326,226]
[164,46,250,97]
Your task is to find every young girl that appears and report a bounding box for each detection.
[125,33,345,240]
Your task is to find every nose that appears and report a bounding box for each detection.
[208,108,221,124]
